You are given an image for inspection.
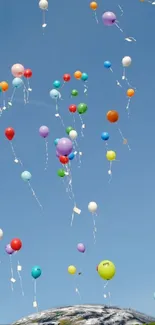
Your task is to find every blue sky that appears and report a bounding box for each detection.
[0,0,155,322]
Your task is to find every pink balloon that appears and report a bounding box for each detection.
[11,64,25,77]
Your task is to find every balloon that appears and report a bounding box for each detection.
[21,171,32,181]
[49,89,61,99]
[10,238,22,251]
[5,244,14,255]
[0,85,2,92]
[0,229,3,240]
[106,110,119,123]
[56,137,73,156]
[81,73,88,81]
[57,169,66,177]
[69,130,78,140]
[104,61,111,69]
[68,265,76,275]
[126,88,135,97]
[56,150,60,158]
[88,201,98,213]
[122,56,132,67]
[106,150,116,161]
[90,1,98,10]
[59,156,69,164]
[31,266,42,279]
[5,127,15,141]
[63,74,71,82]
[98,260,116,280]
[54,138,59,146]
[68,152,75,160]
[102,12,116,26]
[39,0,48,9]
[77,243,86,253]
[77,103,88,114]
[24,69,32,78]
[39,125,49,138]
[69,104,77,113]
[66,126,74,135]
[101,132,109,141]
[74,71,82,80]
[71,89,78,96]
[0,81,9,92]
[11,64,25,77]
[53,80,61,88]
[12,77,23,88]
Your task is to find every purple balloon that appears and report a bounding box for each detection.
[39,126,49,138]
[56,137,73,156]
[102,11,116,26]
[5,244,14,255]
[77,243,85,253]
[56,150,60,158]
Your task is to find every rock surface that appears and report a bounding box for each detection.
[13,305,155,325]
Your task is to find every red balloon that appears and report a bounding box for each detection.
[5,127,15,141]
[63,74,71,82]
[10,238,22,251]
[24,69,32,78]
[69,104,77,113]
[59,155,69,164]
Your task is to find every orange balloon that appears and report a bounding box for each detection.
[126,88,135,98]
[0,81,9,92]
[74,71,82,80]
[106,110,119,123]
[90,1,98,10]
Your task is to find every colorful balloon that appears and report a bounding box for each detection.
[77,103,88,114]
[5,244,14,255]
[63,74,71,82]
[5,127,15,141]
[106,150,116,161]
[0,229,3,240]
[66,126,74,135]
[88,201,98,213]
[53,80,61,88]
[57,169,66,177]
[74,71,82,80]
[11,64,25,77]
[77,243,86,253]
[68,265,76,275]
[126,88,135,97]
[71,89,78,97]
[24,69,32,78]
[56,137,73,156]
[39,126,49,138]
[102,12,116,26]
[0,81,9,92]
[39,0,48,9]
[81,73,88,81]
[122,56,132,67]
[10,238,22,251]
[69,104,77,113]
[69,130,78,140]
[98,260,116,280]
[31,266,42,279]
[59,156,69,164]
[12,77,23,88]
[90,2,98,10]
[106,110,119,123]
[54,138,59,146]
[49,89,61,99]
[21,171,32,181]
[104,61,111,69]
[68,152,75,160]
[101,132,109,141]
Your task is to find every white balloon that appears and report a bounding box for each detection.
[88,202,98,213]
[69,130,78,140]
[39,0,48,10]
[122,56,132,67]
[0,229,3,239]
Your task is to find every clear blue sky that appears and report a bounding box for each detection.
[0,0,155,322]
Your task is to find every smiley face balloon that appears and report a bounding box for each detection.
[98,260,116,280]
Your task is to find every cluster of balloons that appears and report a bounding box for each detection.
[5,238,22,255]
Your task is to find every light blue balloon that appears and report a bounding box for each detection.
[31,266,42,279]
[81,73,88,81]
[101,132,109,141]
[53,80,61,88]
[68,152,75,160]
[12,77,23,88]
[21,171,32,182]
[104,61,111,69]
[49,89,61,100]
[54,138,59,146]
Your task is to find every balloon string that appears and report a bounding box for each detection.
[117,128,131,151]
[92,212,97,244]
[118,4,124,16]
[17,261,24,296]
[108,161,113,183]
[55,112,66,129]
[2,93,6,110]
[122,68,125,80]
[8,88,16,106]
[126,98,131,117]
[115,22,123,33]
[9,255,15,291]
[33,280,39,312]
[23,84,28,104]
[27,79,32,92]
[78,115,85,137]
[10,142,23,165]
[94,11,98,24]
[44,139,49,171]
[42,10,47,28]
[27,181,43,209]
[74,276,81,300]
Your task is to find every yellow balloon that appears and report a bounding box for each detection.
[68,265,76,275]
[98,260,116,280]
[106,150,116,161]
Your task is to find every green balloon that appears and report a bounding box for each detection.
[57,169,65,177]
[71,89,78,96]
[0,86,2,93]
[66,126,73,135]
[77,103,88,114]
